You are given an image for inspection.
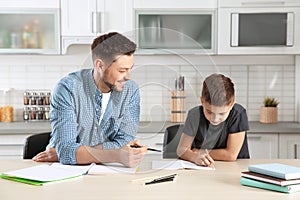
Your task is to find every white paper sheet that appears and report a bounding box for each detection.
[152,160,215,170]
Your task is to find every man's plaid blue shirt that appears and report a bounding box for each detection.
[47,69,140,164]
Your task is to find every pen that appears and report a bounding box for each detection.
[145,177,174,185]
[205,149,215,169]
[145,174,177,185]
[83,163,96,175]
[130,145,162,152]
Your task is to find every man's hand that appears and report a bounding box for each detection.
[118,140,148,168]
[32,148,59,162]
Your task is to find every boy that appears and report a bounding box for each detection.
[176,73,249,167]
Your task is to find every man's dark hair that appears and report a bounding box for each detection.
[202,73,235,106]
[91,32,136,65]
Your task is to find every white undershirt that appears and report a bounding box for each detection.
[99,92,111,124]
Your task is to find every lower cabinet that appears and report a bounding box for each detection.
[247,133,279,159]
[0,134,30,159]
[279,133,300,159]
[136,133,164,154]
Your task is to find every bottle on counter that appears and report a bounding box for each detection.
[37,92,44,105]
[23,92,30,105]
[37,107,44,120]
[45,92,51,105]
[23,107,30,121]
[30,107,37,120]
[30,92,37,105]
[44,106,50,120]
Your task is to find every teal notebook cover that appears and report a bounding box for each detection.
[248,163,300,180]
[240,177,300,193]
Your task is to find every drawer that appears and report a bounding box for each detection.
[0,134,30,145]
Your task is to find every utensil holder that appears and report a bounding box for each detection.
[171,90,186,123]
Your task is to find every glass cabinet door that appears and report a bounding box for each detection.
[136,11,216,54]
[0,9,60,54]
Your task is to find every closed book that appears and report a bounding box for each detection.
[240,177,300,193]
[241,171,300,186]
[248,163,300,180]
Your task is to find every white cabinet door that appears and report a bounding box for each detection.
[247,133,279,159]
[136,133,164,154]
[61,0,105,53]
[0,134,30,158]
[61,0,97,37]
[279,133,300,159]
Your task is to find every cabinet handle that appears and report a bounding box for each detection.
[92,12,102,33]
[294,144,298,159]
[241,1,285,6]
[247,136,262,140]
[155,143,163,146]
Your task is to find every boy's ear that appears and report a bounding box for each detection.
[200,96,203,104]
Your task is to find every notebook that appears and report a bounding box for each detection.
[240,177,300,193]
[248,163,300,180]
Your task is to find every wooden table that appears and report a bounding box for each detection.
[1,156,300,200]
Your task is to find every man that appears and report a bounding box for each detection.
[33,32,147,167]
[177,73,249,167]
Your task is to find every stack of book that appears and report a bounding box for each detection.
[240,163,300,193]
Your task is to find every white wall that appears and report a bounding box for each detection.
[0,45,296,122]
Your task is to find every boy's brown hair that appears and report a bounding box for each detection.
[202,73,235,106]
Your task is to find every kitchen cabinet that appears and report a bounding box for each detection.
[60,0,103,54]
[279,133,300,159]
[133,0,217,54]
[0,1,60,54]
[0,134,30,158]
[247,133,279,159]
[60,0,133,54]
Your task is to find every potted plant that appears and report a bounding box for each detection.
[259,97,279,124]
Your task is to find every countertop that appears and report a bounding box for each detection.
[0,121,300,135]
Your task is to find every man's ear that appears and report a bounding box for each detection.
[94,58,105,70]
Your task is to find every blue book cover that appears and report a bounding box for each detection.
[248,163,300,180]
[240,177,300,193]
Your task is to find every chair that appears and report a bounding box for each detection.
[163,124,184,158]
[23,132,51,159]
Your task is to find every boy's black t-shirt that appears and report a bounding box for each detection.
[183,103,250,158]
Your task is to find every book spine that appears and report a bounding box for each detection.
[240,178,289,193]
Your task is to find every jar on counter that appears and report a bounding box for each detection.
[37,107,44,120]
[37,92,44,105]
[44,106,50,120]
[23,92,30,105]
[30,107,37,120]
[30,92,37,105]
[23,107,30,121]
[45,92,51,105]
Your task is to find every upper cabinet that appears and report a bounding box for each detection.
[0,0,60,54]
[60,0,103,54]
[133,0,217,54]
[60,0,133,54]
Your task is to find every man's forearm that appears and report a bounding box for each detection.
[76,145,119,164]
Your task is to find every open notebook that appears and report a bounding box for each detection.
[152,160,215,170]
[0,163,137,186]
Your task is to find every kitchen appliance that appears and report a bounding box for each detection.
[218,0,300,54]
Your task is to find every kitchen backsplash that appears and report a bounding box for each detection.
[0,45,295,122]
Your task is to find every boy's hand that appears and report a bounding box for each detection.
[192,149,215,168]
